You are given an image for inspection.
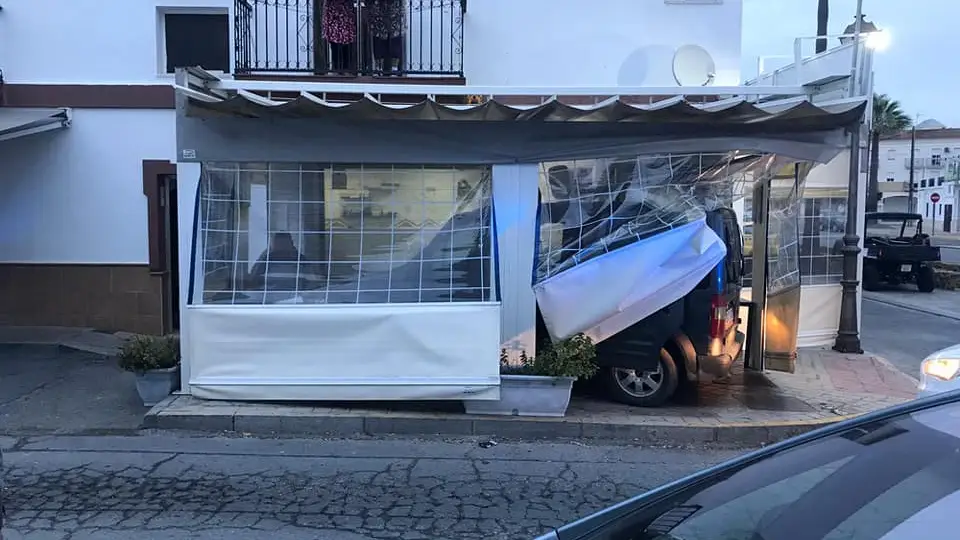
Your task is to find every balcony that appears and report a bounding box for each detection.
[234,0,465,80]
[903,157,944,170]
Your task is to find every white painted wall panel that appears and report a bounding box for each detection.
[0,109,176,263]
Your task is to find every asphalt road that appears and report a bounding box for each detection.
[0,434,741,540]
[861,296,960,378]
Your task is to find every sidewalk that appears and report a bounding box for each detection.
[863,289,960,321]
[145,347,916,446]
[0,325,917,445]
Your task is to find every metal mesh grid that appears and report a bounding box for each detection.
[534,152,770,283]
[194,162,493,305]
[800,188,848,285]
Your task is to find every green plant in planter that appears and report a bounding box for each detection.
[499,333,598,379]
[117,334,181,374]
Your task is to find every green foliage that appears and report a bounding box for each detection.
[117,334,181,374]
[872,94,912,136]
[499,333,598,379]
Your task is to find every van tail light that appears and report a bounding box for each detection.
[709,294,728,341]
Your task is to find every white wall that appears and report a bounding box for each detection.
[462,0,742,86]
[2,0,741,86]
[0,0,232,83]
[0,109,176,263]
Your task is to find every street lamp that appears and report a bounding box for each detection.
[834,2,871,355]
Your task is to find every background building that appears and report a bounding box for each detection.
[878,126,959,233]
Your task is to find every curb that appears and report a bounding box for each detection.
[143,398,852,447]
[863,294,960,322]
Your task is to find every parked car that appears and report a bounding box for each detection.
[537,208,745,407]
[537,388,960,540]
[863,212,941,292]
[919,343,960,397]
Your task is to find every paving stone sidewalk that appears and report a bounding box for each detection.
[147,347,917,446]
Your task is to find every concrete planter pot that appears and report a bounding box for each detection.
[134,366,180,407]
[464,374,576,417]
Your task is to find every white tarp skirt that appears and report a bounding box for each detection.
[534,218,727,343]
[185,303,501,401]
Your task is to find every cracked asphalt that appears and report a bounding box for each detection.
[0,434,741,539]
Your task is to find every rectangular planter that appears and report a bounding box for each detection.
[463,374,576,417]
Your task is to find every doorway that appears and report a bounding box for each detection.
[160,174,180,332]
[945,204,953,233]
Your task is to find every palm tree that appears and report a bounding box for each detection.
[816,0,829,54]
[867,94,912,211]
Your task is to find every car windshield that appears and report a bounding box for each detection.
[630,398,960,540]
[866,217,919,238]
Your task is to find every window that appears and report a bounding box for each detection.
[162,12,229,74]
[799,189,846,285]
[886,149,896,161]
[921,179,927,188]
[931,153,942,167]
[194,163,494,305]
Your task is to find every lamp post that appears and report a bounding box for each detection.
[834,0,867,355]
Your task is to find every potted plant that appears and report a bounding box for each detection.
[464,333,597,417]
[117,333,181,406]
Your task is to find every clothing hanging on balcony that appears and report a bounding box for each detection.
[367,0,403,73]
[322,0,358,72]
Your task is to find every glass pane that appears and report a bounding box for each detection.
[194,163,493,305]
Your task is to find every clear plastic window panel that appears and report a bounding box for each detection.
[194,162,494,305]
[534,152,770,284]
[799,188,847,285]
[766,168,803,294]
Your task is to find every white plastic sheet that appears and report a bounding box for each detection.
[185,303,501,401]
[534,218,726,342]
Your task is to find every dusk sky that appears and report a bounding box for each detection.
[741,0,958,127]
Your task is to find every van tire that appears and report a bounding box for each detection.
[602,348,680,407]
[862,264,882,291]
[917,266,936,293]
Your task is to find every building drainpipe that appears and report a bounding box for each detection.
[834,124,864,354]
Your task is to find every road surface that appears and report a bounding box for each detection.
[861,296,960,378]
[0,434,740,540]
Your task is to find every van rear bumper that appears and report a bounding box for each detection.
[698,330,745,377]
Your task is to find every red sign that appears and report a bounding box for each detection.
[931,193,941,203]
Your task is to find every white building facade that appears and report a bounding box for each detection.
[1,0,872,401]
[878,129,959,233]
[0,0,746,334]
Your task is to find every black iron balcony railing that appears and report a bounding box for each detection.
[234,0,465,77]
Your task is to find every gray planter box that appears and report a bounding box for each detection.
[134,366,181,407]
[464,374,576,417]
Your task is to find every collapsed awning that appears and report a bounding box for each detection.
[173,70,866,164]
[184,92,865,132]
[0,107,72,142]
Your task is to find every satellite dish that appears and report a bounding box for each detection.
[672,44,716,86]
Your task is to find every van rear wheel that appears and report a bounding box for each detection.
[917,266,936,292]
[603,348,679,407]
